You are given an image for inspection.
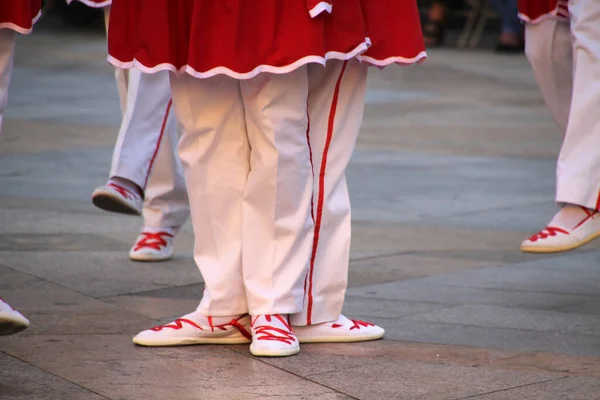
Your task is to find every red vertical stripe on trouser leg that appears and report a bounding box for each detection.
[142,98,173,189]
[306,61,348,325]
[303,96,314,300]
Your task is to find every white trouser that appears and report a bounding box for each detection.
[524,20,573,133]
[104,8,189,230]
[290,60,368,326]
[170,67,314,317]
[0,30,16,137]
[556,0,600,210]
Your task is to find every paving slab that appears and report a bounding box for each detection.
[0,352,106,400]
[0,251,202,298]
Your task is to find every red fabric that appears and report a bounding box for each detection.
[0,0,42,34]
[107,0,425,77]
[359,0,426,65]
[518,0,568,22]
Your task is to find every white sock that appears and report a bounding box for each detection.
[549,204,597,230]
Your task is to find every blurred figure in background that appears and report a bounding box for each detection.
[488,0,524,52]
[422,0,523,52]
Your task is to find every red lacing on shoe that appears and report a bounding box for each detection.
[151,318,203,332]
[226,317,252,340]
[528,226,569,242]
[107,182,139,200]
[133,231,173,252]
[252,315,296,345]
[573,206,599,230]
[331,319,375,330]
[150,316,252,339]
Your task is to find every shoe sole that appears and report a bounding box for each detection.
[129,253,173,262]
[0,321,29,336]
[133,336,251,346]
[92,190,141,216]
[297,331,385,343]
[249,345,300,357]
[521,231,600,253]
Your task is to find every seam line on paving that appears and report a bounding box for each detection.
[224,346,360,400]
[452,375,570,400]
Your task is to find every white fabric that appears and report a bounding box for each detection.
[0,30,16,138]
[556,0,600,210]
[290,60,368,326]
[170,67,314,317]
[524,20,573,133]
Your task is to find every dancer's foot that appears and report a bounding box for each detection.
[92,177,143,215]
[250,314,299,357]
[293,314,384,343]
[133,312,251,346]
[0,298,29,336]
[521,204,600,253]
[129,228,175,262]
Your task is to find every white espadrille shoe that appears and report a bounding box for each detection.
[293,314,384,343]
[92,182,143,216]
[521,208,600,253]
[0,298,29,336]
[129,230,175,262]
[133,313,251,346]
[249,314,299,357]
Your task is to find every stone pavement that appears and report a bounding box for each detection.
[1,26,600,400]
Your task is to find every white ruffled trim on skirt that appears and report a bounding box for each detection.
[358,50,428,67]
[108,40,372,80]
[309,2,333,18]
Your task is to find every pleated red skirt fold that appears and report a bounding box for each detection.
[0,0,42,34]
[518,0,569,23]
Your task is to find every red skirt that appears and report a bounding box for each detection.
[107,0,426,79]
[66,0,112,8]
[518,0,569,23]
[0,0,42,34]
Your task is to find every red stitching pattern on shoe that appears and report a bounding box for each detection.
[134,232,174,252]
[252,315,296,344]
[331,323,343,328]
[528,226,569,242]
[349,320,375,330]
[107,182,139,200]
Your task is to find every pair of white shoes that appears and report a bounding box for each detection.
[133,312,385,357]
[0,298,29,336]
[92,181,175,262]
[521,206,600,253]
